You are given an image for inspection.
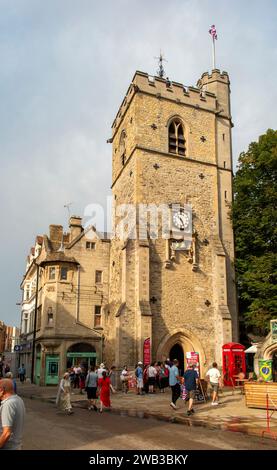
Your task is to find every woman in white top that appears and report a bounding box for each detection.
[148,362,157,393]
[206,362,222,405]
[97,363,106,379]
[120,366,129,393]
[56,372,73,414]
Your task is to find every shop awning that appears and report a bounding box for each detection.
[244,345,257,353]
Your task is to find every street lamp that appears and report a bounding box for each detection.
[31,262,39,384]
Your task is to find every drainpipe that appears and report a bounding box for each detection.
[31,262,39,384]
[76,265,80,322]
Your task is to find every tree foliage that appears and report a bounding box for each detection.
[232,129,277,335]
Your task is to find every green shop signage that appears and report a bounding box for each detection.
[66,352,97,358]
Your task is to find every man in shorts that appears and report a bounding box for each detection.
[183,363,199,416]
[206,362,221,405]
[135,362,144,395]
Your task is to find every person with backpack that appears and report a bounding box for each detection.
[135,362,144,395]
[159,362,168,392]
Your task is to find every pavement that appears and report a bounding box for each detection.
[17,381,277,441]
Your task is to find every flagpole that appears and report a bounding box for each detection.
[212,36,215,69]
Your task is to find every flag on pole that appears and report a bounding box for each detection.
[209,25,217,40]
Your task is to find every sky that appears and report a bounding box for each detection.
[0,0,276,326]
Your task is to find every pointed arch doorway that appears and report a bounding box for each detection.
[170,343,185,375]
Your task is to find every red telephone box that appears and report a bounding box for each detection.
[222,342,246,386]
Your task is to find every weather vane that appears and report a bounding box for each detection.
[154,51,167,78]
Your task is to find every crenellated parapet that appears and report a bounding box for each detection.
[111,70,219,137]
[197,69,231,118]
[197,69,230,87]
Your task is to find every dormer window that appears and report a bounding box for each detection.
[86,241,95,250]
[168,119,186,156]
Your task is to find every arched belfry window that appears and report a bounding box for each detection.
[168,119,186,156]
[119,130,126,166]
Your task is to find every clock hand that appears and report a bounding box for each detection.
[178,215,185,229]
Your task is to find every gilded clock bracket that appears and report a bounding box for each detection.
[164,231,198,271]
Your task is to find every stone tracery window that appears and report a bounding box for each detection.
[168,119,186,156]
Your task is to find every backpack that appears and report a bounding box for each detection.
[135,367,140,378]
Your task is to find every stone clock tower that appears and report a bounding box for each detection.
[105,69,238,375]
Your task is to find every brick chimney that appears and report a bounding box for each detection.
[49,225,63,243]
[69,216,83,241]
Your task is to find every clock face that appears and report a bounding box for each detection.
[172,211,190,230]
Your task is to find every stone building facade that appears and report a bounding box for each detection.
[105,69,238,376]
[20,219,110,385]
[20,67,238,384]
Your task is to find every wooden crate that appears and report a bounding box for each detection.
[244,382,277,409]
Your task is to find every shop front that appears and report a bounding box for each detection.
[66,343,97,372]
[66,352,97,370]
[45,354,59,385]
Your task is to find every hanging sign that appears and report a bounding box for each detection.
[143,338,151,366]
[186,352,200,374]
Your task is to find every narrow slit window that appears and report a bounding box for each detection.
[94,305,102,327]
[95,270,102,283]
[168,120,186,156]
[119,130,126,166]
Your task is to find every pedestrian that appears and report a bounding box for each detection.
[183,363,199,416]
[206,362,222,406]
[169,359,181,409]
[97,363,106,380]
[73,364,81,388]
[143,365,149,393]
[85,366,98,411]
[158,362,167,392]
[69,367,75,389]
[56,372,74,415]
[0,378,25,450]
[147,362,157,393]
[18,364,26,383]
[155,362,161,391]
[135,362,144,395]
[120,366,129,393]
[98,370,115,413]
[109,366,117,390]
[79,368,86,394]
[5,372,17,394]
[166,358,173,367]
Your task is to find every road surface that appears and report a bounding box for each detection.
[22,398,277,450]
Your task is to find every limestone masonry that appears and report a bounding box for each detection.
[20,68,238,384]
